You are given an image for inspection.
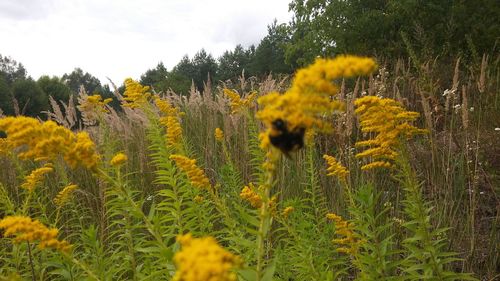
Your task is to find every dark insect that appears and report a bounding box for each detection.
[269,118,306,157]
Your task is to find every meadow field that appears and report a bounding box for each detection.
[0,55,499,281]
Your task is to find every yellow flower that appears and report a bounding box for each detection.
[122,78,152,108]
[282,206,294,218]
[0,117,100,170]
[0,117,71,160]
[110,152,128,167]
[78,94,112,113]
[257,56,376,152]
[223,89,257,114]
[354,96,427,170]
[21,163,54,192]
[326,213,342,221]
[323,154,349,182]
[173,233,241,281]
[53,184,78,207]
[155,97,184,148]
[169,154,211,190]
[162,116,183,147]
[326,213,359,255]
[64,131,100,170]
[193,195,204,204]
[0,138,11,155]
[155,96,183,117]
[0,216,72,253]
[239,183,262,208]
[214,128,224,142]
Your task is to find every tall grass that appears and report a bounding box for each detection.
[0,55,498,280]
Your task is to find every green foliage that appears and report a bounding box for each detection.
[0,74,13,115]
[171,49,218,92]
[62,68,109,95]
[218,44,255,81]
[146,113,215,240]
[286,0,500,64]
[273,148,344,281]
[37,76,72,104]
[140,62,169,92]
[251,21,294,75]
[349,184,402,280]
[397,156,477,281]
[11,78,48,116]
[1,54,494,280]
[0,55,27,84]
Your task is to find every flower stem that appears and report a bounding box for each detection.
[26,241,36,281]
[255,150,278,281]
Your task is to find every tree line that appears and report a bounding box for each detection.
[1,0,498,117]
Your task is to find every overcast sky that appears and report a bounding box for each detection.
[0,0,292,85]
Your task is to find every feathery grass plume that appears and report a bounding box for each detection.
[53,184,78,207]
[323,154,349,182]
[169,154,211,190]
[173,233,242,281]
[239,183,262,208]
[257,56,377,151]
[223,88,257,114]
[282,206,294,218]
[20,163,54,192]
[214,127,224,142]
[327,213,359,255]
[0,116,100,170]
[354,96,427,170]
[0,216,72,253]
[122,78,152,108]
[110,152,128,167]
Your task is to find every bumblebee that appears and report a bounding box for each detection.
[269,118,306,157]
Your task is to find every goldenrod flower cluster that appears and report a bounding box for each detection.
[239,183,262,208]
[0,117,100,170]
[282,206,294,218]
[223,89,257,114]
[53,184,78,207]
[257,56,377,150]
[0,216,72,253]
[155,96,183,117]
[214,128,224,142]
[261,148,281,173]
[173,233,242,281]
[169,155,211,190]
[327,213,358,255]
[122,78,152,108]
[110,152,128,167]
[193,195,204,204]
[354,96,427,170]
[78,94,112,113]
[64,131,100,170]
[0,138,11,155]
[0,117,71,159]
[21,163,54,192]
[155,97,184,147]
[323,154,349,182]
[162,116,183,147]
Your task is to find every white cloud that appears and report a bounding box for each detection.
[0,0,292,85]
